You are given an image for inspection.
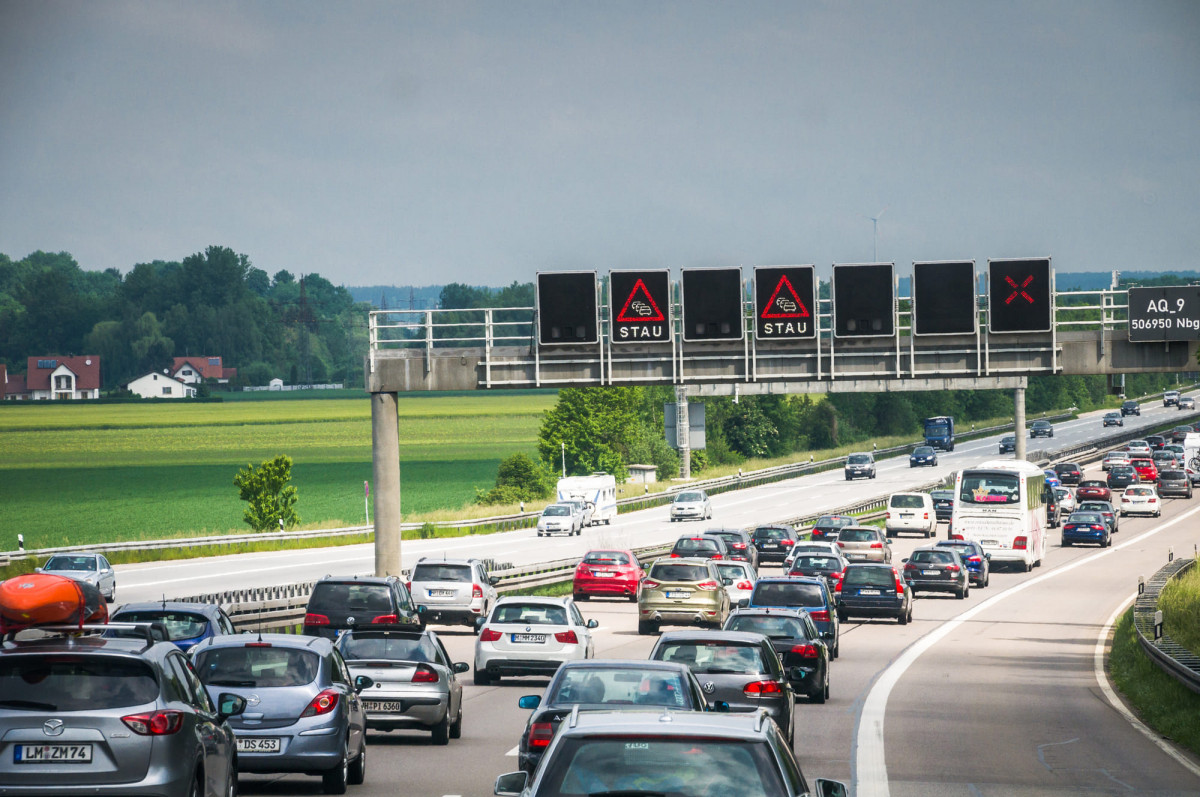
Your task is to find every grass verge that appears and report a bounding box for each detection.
[1160,565,1200,655]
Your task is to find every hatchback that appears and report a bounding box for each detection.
[408,558,498,628]
[836,525,893,563]
[836,563,912,624]
[1107,464,1140,490]
[1054,487,1076,516]
[474,597,597,684]
[706,528,759,567]
[1029,420,1054,438]
[1153,450,1182,471]
[1173,424,1195,442]
[782,540,843,571]
[751,525,801,564]
[786,550,849,595]
[1157,469,1193,499]
[1077,500,1119,533]
[1076,480,1112,502]
[36,554,117,603]
[191,633,368,794]
[637,558,730,635]
[1121,399,1141,416]
[935,539,990,587]
[1061,511,1111,548]
[714,560,758,607]
[572,549,644,602]
[723,608,830,703]
[902,548,969,598]
[669,490,712,522]
[998,435,1016,454]
[1102,412,1124,427]
[1053,462,1082,485]
[741,577,839,658]
[669,533,730,560]
[1131,458,1159,483]
[337,627,467,744]
[109,602,237,652]
[909,445,938,467]
[303,576,421,639]
[1146,435,1167,451]
[536,504,580,537]
[810,514,854,542]
[844,452,876,480]
[930,489,955,522]
[1120,485,1161,517]
[1102,451,1131,471]
[885,492,936,538]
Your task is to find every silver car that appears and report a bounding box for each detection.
[836,525,893,563]
[36,553,116,602]
[670,490,712,522]
[337,628,468,745]
[536,504,580,537]
[408,558,498,628]
[473,597,597,686]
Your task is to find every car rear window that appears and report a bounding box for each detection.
[1160,471,1186,479]
[649,563,709,582]
[837,528,878,543]
[889,494,925,509]
[112,611,208,641]
[492,603,568,625]
[910,550,954,565]
[307,583,394,615]
[715,563,750,579]
[843,567,895,587]
[340,634,437,662]
[582,551,631,566]
[673,538,719,554]
[0,655,159,711]
[658,641,769,675]
[550,668,692,708]
[752,581,824,608]
[753,527,790,541]
[726,615,810,640]
[1078,502,1110,512]
[195,646,321,687]
[411,564,473,582]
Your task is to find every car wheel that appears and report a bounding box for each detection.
[832,640,839,660]
[473,669,491,686]
[432,714,451,746]
[322,747,349,794]
[106,585,115,603]
[898,607,909,625]
[637,619,658,635]
[812,673,827,704]
[188,773,202,797]
[983,571,990,588]
[836,608,848,623]
[449,706,463,739]
[1156,509,1162,517]
[348,741,366,785]
[1062,538,1071,547]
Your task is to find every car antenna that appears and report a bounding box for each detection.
[161,594,166,611]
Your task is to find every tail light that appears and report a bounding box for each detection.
[950,534,964,541]
[411,665,438,683]
[744,680,783,697]
[642,579,660,590]
[736,580,754,591]
[869,542,883,549]
[886,512,893,520]
[696,580,719,591]
[809,609,830,623]
[372,614,399,624]
[670,553,680,558]
[834,580,843,593]
[1092,525,1105,532]
[945,564,960,572]
[732,542,747,550]
[405,581,411,592]
[712,554,724,560]
[836,541,845,548]
[904,563,918,572]
[122,710,183,735]
[528,721,555,749]
[1149,498,1158,503]
[301,689,340,718]
[967,556,982,565]
[791,644,818,657]
[304,613,330,626]
[479,628,502,642]
[923,512,930,519]
[1014,537,1028,550]
[554,630,579,644]
[472,584,484,598]
[893,568,905,594]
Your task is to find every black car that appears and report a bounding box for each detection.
[1029,420,1054,438]
[935,539,990,587]
[1044,485,1061,528]
[705,528,758,568]
[836,563,912,624]
[810,514,854,542]
[1053,462,1082,486]
[999,435,1016,454]
[723,608,830,703]
[901,547,970,598]
[909,445,938,467]
[930,489,955,522]
[751,525,800,565]
[303,575,422,638]
[1121,399,1141,416]
[1077,500,1119,534]
[669,533,731,560]
[1107,464,1140,490]
[742,576,840,658]
[1146,435,1167,451]
[1103,412,1124,427]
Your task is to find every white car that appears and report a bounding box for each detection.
[1055,487,1077,516]
[1102,451,1131,471]
[37,553,117,602]
[565,499,594,527]
[1125,440,1152,458]
[782,541,842,571]
[473,597,596,685]
[537,504,581,537]
[670,490,712,522]
[884,492,937,538]
[1120,485,1161,518]
[714,560,757,606]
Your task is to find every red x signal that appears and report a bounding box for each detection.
[1004,275,1036,305]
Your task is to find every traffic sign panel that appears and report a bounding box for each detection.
[988,258,1052,333]
[1128,286,1200,342]
[832,263,895,338]
[681,268,744,342]
[754,265,816,340]
[912,260,977,336]
[536,271,598,345]
[610,270,671,344]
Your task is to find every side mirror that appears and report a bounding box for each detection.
[34,567,43,573]
[711,700,730,713]
[217,693,247,721]
[518,695,541,709]
[453,662,470,674]
[489,576,500,586]
[495,771,529,797]
[901,558,909,564]
[475,616,487,632]
[417,605,427,614]
[586,619,599,629]
[354,675,374,693]
[816,779,849,797]
[737,598,749,609]
[722,578,734,586]
[984,553,992,560]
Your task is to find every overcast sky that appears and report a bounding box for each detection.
[2,1,1198,288]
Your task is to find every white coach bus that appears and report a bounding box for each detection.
[951,459,1048,572]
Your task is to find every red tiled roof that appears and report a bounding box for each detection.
[172,356,228,380]
[25,356,101,390]
[6,372,27,395]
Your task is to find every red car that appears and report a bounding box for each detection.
[1075,480,1112,502]
[1131,458,1159,483]
[572,549,644,602]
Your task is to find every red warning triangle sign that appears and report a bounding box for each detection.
[761,275,811,319]
[616,279,666,323]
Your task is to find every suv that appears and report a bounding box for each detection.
[669,533,730,560]
[1121,399,1141,416]
[1053,462,1083,485]
[836,563,913,624]
[844,452,877,480]
[810,514,854,542]
[930,489,955,522]
[751,525,800,565]
[0,623,246,797]
[303,575,421,639]
[705,528,758,567]
[408,558,498,628]
[901,547,970,598]
[638,557,731,635]
[1164,390,1181,407]
[741,576,839,658]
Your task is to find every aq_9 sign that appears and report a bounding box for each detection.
[754,265,816,340]
[1128,286,1200,342]
[610,270,671,343]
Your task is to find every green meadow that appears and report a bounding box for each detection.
[0,392,555,550]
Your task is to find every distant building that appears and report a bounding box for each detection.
[0,364,5,400]
[171,356,237,384]
[268,377,284,390]
[3,367,28,400]
[127,371,196,399]
[25,356,101,400]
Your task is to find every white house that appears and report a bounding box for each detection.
[268,377,284,390]
[127,371,196,399]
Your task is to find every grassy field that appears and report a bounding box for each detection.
[0,393,555,549]
[1159,564,1200,654]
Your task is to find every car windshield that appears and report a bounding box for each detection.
[959,473,1020,504]
[676,492,704,503]
[411,563,473,582]
[726,615,809,640]
[649,563,710,582]
[847,454,871,464]
[1033,422,1050,428]
[112,611,209,641]
[913,447,933,455]
[752,581,824,608]
[544,506,571,516]
[493,603,568,625]
[0,655,159,711]
[339,634,437,662]
[195,646,321,687]
[837,528,878,543]
[582,551,631,566]
[549,668,692,709]
[658,641,768,675]
[43,555,95,571]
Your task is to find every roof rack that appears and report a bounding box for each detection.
[4,622,169,650]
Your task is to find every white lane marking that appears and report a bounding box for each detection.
[854,502,1200,797]
[506,746,519,756]
[1095,596,1200,780]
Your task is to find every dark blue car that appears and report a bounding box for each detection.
[1061,511,1111,548]
[740,576,840,659]
[109,601,238,651]
[935,539,990,587]
[909,446,938,467]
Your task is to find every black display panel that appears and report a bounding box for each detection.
[988,258,1052,333]
[536,271,598,345]
[832,263,895,338]
[754,265,816,340]
[1127,286,1200,342]
[610,270,671,344]
[912,261,977,336]
[681,268,744,342]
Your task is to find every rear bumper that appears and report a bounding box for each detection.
[234,726,345,774]
[574,577,638,597]
[364,695,446,728]
[904,578,961,593]
[838,597,905,618]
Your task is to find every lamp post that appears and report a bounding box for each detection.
[561,442,566,477]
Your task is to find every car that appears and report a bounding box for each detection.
[303,575,422,639]
[1103,412,1124,427]
[930,489,955,522]
[1044,485,1062,529]
[108,601,238,652]
[885,492,937,538]
[191,632,367,794]
[998,435,1016,454]
[1054,487,1076,516]
[337,627,467,744]
[1126,440,1152,457]
[786,550,849,596]
[1146,435,1168,451]
[844,452,877,480]
[1107,464,1140,490]
[513,659,710,773]
[782,540,843,571]
[669,533,731,560]
[1164,390,1181,407]
[474,597,597,684]
[901,547,970,598]
[1042,470,1062,490]
[723,608,830,703]
[35,553,116,603]
[408,557,499,627]
[1172,425,1195,443]
[492,711,846,797]
[835,563,913,624]
[714,560,758,606]
[1029,420,1054,438]
[1120,485,1162,517]
[1053,462,1083,485]
[739,576,839,658]
[637,557,730,635]
[1180,396,1197,410]
[1153,449,1181,468]
[1131,458,1159,483]
[572,549,644,602]
[1102,451,1131,471]
[751,524,800,565]
[670,489,712,522]
[649,630,795,742]
[0,623,246,797]
[1165,443,1187,458]
[1076,480,1112,502]
[563,499,593,528]
[1157,469,1194,499]
[935,539,990,587]
[536,503,581,536]
[1077,500,1119,534]
[836,525,892,563]
[1061,511,1111,548]
[810,514,854,542]
[705,528,759,567]
[1121,399,1141,416]
[909,445,938,467]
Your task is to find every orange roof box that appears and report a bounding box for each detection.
[0,573,108,633]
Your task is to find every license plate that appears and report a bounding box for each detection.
[665,591,692,599]
[922,569,940,576]
[593,571,615,577]
[901,513,913,518]
[15,744,92,763]
[236,737,281,753]
[762,543,778,548]
[428,589,454,597]
[512,633,545,643]
[364,700,405,712]
[858,589,881,595]
[847,553,864,560]
[981,540,999,546]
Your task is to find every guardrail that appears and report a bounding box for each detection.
[1133,556,1200,694]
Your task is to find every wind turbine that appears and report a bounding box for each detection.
[867,206,888,262]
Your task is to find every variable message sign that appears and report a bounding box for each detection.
[1128,286,1200,342]
[610,270,671,344]
[912,260,977,336]
[681,268,744,342]
[988,258,1052,333]
[832,263,895,338]
[536,271,598,345]
[755,265,816,340]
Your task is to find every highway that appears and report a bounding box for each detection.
[112,393,1200,796]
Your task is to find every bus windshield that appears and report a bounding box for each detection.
[960,473,1020,505]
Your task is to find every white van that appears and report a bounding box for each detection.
[885,492,937,538]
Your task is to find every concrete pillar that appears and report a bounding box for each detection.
[1014,386,1027,462]
[372,391,402,576]
[676,385,691,478]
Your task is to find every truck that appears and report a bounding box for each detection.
[923,416,955,451]
[556,472,618,526]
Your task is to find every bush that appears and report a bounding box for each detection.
[474,485,527,507]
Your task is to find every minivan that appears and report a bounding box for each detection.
[885,492,936,538]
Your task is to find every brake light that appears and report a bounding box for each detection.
[472,584,484,598]
[744,680,783,697]
[869,542,883,549]
[923,512,930,519]
[670,553,680,558]
[732,542,746,549]
[554,630,579,644]
[1149,498,1157,503]
[893,568,904,594]
[836,541,845,548]
[712,554,724,560]
[528,721,555,748]
[405,581,411,592]
[809,609,830,623]
[246,642,272,648]
[479,628,503,642]
[411,665,438,683]
[642,580,660,590]
[696,580,719,591]
[945,564,960,572]
[967,556,982,564]
[736,580,754,591]
[904,563,919,571]
[300,689,340,718]
[1014,537,1028,550]
[122,710,184,735]
[304,613,330,626]
[371,614,399,624]
[791,644,818,657]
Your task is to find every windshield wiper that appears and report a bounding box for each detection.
[0,699,58,710]
[206,679,256,687]
[589,792,666,797]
